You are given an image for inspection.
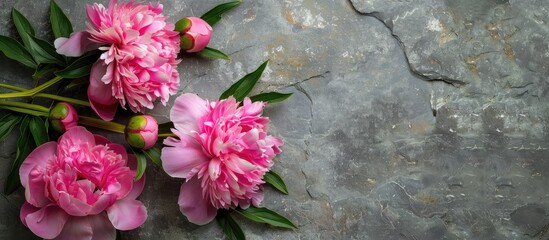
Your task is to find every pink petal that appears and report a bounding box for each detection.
[20,142,57,188]
[86,3,105,28]
[25,205,69,239]
[20,202,39,227]
[88,194,115,215]
[170,93,208,134]
[58,192,91,216]
[89,61,118,121]
[106,199,147,230]
[88,213,116,240]
[25,167,50,207]
[106,143,128,164]
[54,31,101,57]
[178,176,217,225]
[53,216,93,240]
[60,126,96,146]
[161,134,208,179]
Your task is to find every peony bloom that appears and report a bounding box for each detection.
[49,102,79,133]
[161,94,283,225]
[19,127,147,239]
[175,17,213,53]
[125,115,158,150]
[55,0,181,121]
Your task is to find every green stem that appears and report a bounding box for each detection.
[79,116,126,134]
[0,82,90,107]
[0,101,50,113]
[0,83,26,92]
[0,76,63,99]
[34,93,91,107]
[0,106,48,117]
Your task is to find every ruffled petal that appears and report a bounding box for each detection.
[178,176,217,225]
[19,142,56,188]
[170,93,208,134]
[25,167,50,207]
[25,205,69,239]
[106,199,147,230]
[58,192,91,216]
[59,126,96,147]
[54,31,101,57]
[161,133,208,179]
[89,61,118,121]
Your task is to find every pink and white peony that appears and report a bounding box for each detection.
[55,0,181,121]
[19,126,147,239]
[161,93,283,225]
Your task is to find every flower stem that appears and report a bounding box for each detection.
[0,101,50,113]
[0,82,90,107]
[0,106,49,117]
[79,116,126,134]
[0,83,26,92]
[0,76,64,99]
[34,93,91,107]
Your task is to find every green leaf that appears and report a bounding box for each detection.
[219,61,268,101]
[131,147,147,180]
[198,47,231,60]
[55,51,100,78]
[0,35,37,68]
[263,171,288,195]
[32,64,57,80]
[28,35,65,65]
[216,210,246,240]
[236,206,296,229]
[50,0,73,39]
[0,113,22,142]
[5,116,35,195]
[250,92,293,104]
[158,121,174,134]
[11,8,35,49]
[29,116,48,145]
[201,1,241,26]
[143,147,162,168]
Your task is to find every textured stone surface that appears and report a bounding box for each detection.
[1,0,549,239]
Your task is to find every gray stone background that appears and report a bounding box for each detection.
[1,0,549,239]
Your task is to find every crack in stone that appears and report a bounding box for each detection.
[347,2,466,87]
[287,71,330,89]
[228,45,256,55]
[293,84,314,137]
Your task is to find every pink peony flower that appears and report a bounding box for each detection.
[55,0,181,121]
[19,127,147,239]
[161,94,283,225]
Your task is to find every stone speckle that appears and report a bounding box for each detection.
[1,0,549,239]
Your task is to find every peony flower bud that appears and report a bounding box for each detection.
[175,17,213,53]
[49,102,78,133]
[125,115,158,149]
